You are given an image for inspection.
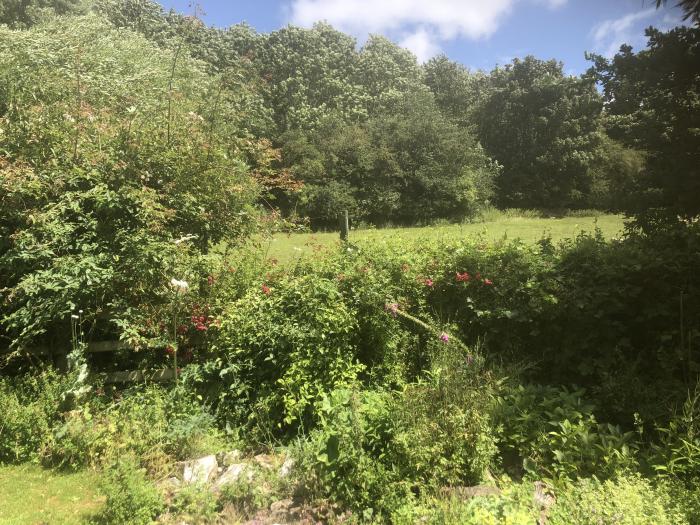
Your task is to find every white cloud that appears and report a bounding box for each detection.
[288,0,566,62]
[590,8,656,57]
[399,28,441,63]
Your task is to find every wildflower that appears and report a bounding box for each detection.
[483,278,493,286]
[424,278,434,287]
[439,332,450,343]
[261,284,271,295]
[456,272,470,282]
[385,303,399,318]
[170,278,189,294]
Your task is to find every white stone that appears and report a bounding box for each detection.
[216,463,251,486]
[183,455,218,484]
[279,457,294,478]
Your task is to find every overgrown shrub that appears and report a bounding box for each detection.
[206,274,363,435]
[44,384,220,471]
[548,475,689,525]
[496,384,639,480]
[295,343,498,518]
[0,368,70,463]
[97,456,164,525]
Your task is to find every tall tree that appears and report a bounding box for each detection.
[588,26,700,220]
[477,56,606,209]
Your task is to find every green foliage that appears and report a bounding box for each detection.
[97,456,164,525]
[0,368,70,463]
[476,56,618,209]
[44,384,220,471]
[497,384,639,480]
[294,344,497,517]
[647,384,700,482]
[169,483,219,524]
[206,274,363,434]
[392,483,538,525]
[549,475,689,525]
[0,15,262,349]
[588,25,700,219]
[0,0,87,28]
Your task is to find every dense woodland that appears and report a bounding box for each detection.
[1,1,700,524]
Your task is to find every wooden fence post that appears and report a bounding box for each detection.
[339,209,349,242]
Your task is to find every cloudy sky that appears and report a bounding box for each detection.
[157,0,686,74]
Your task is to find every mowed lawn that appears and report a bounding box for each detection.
[265,214,626,263]
[0,465,104,525]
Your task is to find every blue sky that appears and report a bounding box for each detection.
[157,0,686,75]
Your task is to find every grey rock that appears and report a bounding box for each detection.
[216,463,252,486]
[279,457,295,478]
[183,455,218,484]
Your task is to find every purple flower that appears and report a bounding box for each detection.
[439,332,449,343]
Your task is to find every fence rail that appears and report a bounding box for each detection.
[1,340,176,384]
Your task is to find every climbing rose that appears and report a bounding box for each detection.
[456,272,470,282]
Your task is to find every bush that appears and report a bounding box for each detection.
[296,343,498,518]
[44,384,220,471]
[97,457,164,525]
[496,384,640,480]
[169,483,219,524]
[549,475,689,525]
[391,482,538,525]
[207,274,363,435]
[0,368,69,463]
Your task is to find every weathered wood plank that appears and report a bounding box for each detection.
[104,368,175,383]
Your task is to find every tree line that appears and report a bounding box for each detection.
[1,0,698,228]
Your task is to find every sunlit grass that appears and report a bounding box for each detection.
[0,464,104,525]
[264,214,626,264]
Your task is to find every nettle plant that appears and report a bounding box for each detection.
[0,16,266,351]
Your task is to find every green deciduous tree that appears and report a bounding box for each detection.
[477,56,608,209]
[588,26,700,221]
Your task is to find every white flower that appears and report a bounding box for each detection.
[173,234,198,245]
[170,278,189,294]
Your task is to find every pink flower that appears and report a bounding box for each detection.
[424,278,434,287]
[261,284,271,295]
[456,272,470,282]
[439,332,449,343]
[483,278,493,286]
[385,303,399,317]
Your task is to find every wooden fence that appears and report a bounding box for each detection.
[1,341,176,383]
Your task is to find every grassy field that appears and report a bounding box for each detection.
[264,214,625,263]
[0,465,103,525]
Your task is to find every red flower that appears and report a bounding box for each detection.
[261,284,271,295]
[456,272,470,282]
[483,278,493,286]
[165,345,175,357]
[423,278,434,287]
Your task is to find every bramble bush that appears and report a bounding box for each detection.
[0,15,264,351]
